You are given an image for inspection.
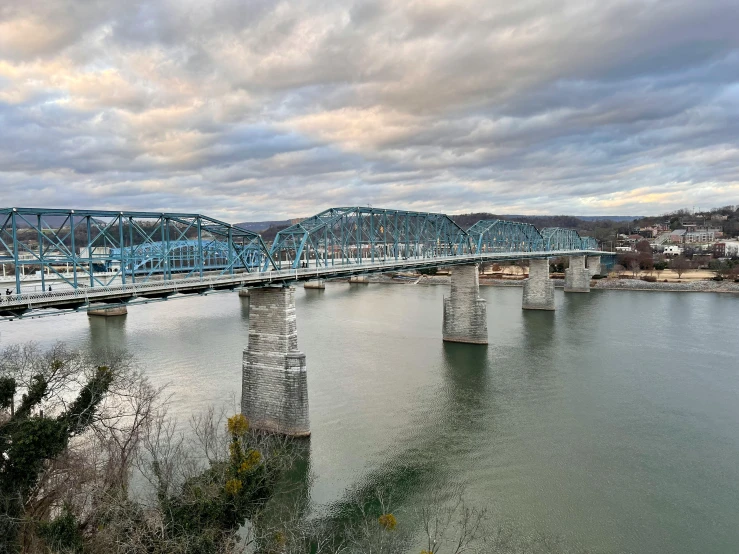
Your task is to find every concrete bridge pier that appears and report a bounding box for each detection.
[242,286,310,437]
[304,280,325,289]
[88,304,128,317]
[523,259,555,310]
[565,255,591,292]
[349,275,369,283]
[443,264,488,344]
[587,256,602,277]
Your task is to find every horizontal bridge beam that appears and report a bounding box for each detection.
[0,250,611,320]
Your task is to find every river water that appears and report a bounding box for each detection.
[2,284,738,553]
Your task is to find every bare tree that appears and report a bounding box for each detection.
[671,256,692,279]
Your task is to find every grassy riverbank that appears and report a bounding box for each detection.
[357,273,739,293]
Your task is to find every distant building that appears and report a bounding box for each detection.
[664,245,682,256]
[714,243,726,258]
[684,228,721,243]
[669,228,721,244]
[670,229,686,244]
[718,241,739,257]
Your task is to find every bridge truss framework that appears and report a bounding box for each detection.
[0,205,607,319]
[0,208,274,294]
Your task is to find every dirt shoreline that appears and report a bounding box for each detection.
[355,274,739,294]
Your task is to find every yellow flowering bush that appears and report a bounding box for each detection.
[378,513,397,530]
[227,413,249,436]
[224,478,243,495]
[239,450,262,473]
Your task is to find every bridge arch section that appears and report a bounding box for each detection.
[0,208,275,294]
[467,220,544,253]
[266,207,472,270]
[580,236,598,250]
[540,227,584,252]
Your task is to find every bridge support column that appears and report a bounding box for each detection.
[443,264,488,344]
[523,259,555,310]
[238,288,250,297]
[242,286,310,437]
[565,255,590,292]
[303,280,325,289]
[587,256,602,277]
[88,305,128,317]
[349,275,369,283]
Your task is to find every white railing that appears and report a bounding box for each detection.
[0,250,601,309]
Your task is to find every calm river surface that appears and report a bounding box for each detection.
[2,284,738,553]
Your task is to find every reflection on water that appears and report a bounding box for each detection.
[88,314,128,351]
[1,285,739,553]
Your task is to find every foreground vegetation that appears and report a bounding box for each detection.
[1,343,591,554]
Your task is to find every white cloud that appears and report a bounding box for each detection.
[0,0,738,220]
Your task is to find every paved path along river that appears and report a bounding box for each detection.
[2,284,738,552]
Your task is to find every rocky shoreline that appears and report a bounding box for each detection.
[358,273,739,293]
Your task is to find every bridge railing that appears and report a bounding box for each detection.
[0,249,605,311]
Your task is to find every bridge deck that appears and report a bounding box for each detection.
[0,250,603,319]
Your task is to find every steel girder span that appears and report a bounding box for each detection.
[580,236,598,250]
[266,207,472,270]
[467,220,544,253]
[541,227,584,251]
[110,240,264,275]
[0,208,273,294]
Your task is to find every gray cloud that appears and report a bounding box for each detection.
[1,0,738,220]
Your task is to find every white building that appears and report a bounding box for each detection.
[663,245,683,256]
[723,241,739,256]
[684,228,721,243]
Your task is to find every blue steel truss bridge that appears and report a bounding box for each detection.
[0,206,607,320]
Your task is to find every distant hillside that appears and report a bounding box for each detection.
[573,216,640,222]
[451,213,632,231]
[234,220,290,233]
[13,214,77,228]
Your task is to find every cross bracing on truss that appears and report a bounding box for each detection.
[467,220,546,253]
[0,208,274,294]
[267,207,472,270]
[540,227,588,252]
[0,206,602,306]
[110,240,264,275]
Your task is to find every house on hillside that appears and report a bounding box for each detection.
[685,228,722,243]
[670,229,686,244]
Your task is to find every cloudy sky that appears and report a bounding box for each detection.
[1,0,738,221]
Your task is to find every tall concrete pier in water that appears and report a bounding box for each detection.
[443,264,488,344]
[241,286,310,437]
[523,258,555,310]
[565,255,591,293]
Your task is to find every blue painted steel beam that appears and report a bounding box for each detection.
[0,206,600,297]
[267,207,472,270]
[0,208,275,294]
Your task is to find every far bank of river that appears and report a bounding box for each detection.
[363,273,739,293]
